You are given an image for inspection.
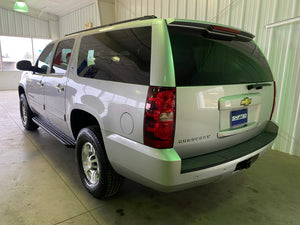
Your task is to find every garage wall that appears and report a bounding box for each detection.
[0,7,50,38]
[0,7,59,91]
[97,0,115,26]
[0,71,22,90]
[59,3,101,37]
[115,0,300,156]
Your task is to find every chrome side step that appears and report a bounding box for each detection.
[33,116,76,148]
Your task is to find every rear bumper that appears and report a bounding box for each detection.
[104,121,278,192]
[181,121,278,173]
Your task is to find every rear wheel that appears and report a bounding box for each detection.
[19,94,38,131]
[76,126,124,199]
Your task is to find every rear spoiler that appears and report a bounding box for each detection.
[168,21,254,42]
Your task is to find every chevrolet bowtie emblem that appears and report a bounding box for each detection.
[241,97,252,106]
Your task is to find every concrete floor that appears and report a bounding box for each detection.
[0,90,300,225]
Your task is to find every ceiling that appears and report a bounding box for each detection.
[7,0,97,17]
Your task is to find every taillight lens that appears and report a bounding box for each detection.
[144,86,176,149]
[270,81,276,120]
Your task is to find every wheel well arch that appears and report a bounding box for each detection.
[18,86,25,97]
[70,109,100,140]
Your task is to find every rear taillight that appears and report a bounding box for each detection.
[270,81,276,120]
[144,86,176,149]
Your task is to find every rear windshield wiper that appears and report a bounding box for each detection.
[247,83,272,90]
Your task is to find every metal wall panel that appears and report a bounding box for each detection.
[162,0,169,18]
[196,0,207,21]
[141,0,148,16]
[0,7,50,38]
[130,0,136,18]
[22,15,30,37]
[154,0,162,18]
[136,0,143,17]
[268,0,299,155]
[59,3,100,37]
[243,0,260,34]
[119,0,300,156]
[148,0,155,16]
[206,0,218,22]
[177,0,186,19]
[15,13,23,36]
[8,10,16,35]
[216,0,230,25]
[229,0,244,28]
[0,8,10,35]
[169,0,178,18]
[187,0,196,20]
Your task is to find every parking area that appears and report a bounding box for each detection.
[1,90,300,225]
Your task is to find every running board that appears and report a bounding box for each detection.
[33,116,76,148]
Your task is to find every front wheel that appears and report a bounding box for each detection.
[76,126,124,199]
[19,94,38,131]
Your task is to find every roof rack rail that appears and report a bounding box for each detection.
[65,15,157,37]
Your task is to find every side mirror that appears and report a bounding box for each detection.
[16,60,34,71]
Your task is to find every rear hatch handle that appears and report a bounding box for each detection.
[247,83,272,90]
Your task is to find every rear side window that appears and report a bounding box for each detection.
[168,26,273,86]
[77,26,151,85]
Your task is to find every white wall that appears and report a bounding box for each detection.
[97,0,115,25]
[0,6,59,91]
[59,3,101,37]
[58,0,116,37]
[0,7,50,38]
[115,0,300,156]
[0,71,22,90]
[49,20,60,40]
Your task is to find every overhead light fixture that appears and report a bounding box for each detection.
[14,0,28,13]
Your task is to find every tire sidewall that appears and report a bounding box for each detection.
[76,127,108,196]
[20,94,30,128]
[19,94,39,131]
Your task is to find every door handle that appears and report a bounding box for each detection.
[37,80,44,87]
[56,84,64,92]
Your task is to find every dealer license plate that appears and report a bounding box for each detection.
[231,108,248,127]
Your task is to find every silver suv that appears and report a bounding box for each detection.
[17,16,278,198]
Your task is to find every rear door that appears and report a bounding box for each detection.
[43,38,75,134]
[168,22,275,158]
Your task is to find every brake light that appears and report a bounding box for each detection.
[270,81,276,120]
[211,25,241,34]
[144,86,176,149]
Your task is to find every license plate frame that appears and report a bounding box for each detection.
[230,108,248,128]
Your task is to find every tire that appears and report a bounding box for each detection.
[76,126,124,199]
[19,94,38,131]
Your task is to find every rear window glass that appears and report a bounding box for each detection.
[77,26,151,85]
[168,26,273,86]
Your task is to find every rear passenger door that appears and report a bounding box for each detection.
[43,39,75,134]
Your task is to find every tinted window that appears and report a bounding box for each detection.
[77,26,151,85]
[168,26,273,86]
[51,39,75,75]
[36,44,54,74]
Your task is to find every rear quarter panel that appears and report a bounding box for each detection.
[66,76,148,144]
